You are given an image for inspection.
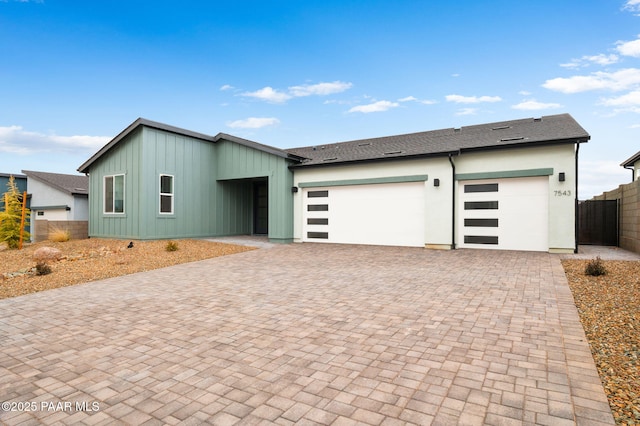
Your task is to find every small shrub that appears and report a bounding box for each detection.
[165,241,179,252]
[49,227,70,242]
[35,262,52,276]
[585,256,607,276]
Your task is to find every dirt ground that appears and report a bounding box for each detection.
[0,238,255,300]
[1,240,638,424]
[562,259,640,425]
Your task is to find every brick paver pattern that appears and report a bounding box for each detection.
[0,244,614,425]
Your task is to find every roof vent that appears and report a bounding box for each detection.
[358,142,372,147]
[383,150,403,155]
[499,137,525,142]
[454,127,461,132]
[533,117,542,122]
[323,157,338,162]
[491,125,511,130]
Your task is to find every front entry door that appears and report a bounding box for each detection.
[253,180,268,235]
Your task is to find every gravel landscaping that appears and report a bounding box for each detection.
[0,238,255,300]
[563,259,640,425]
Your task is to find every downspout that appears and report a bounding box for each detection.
[574,142,580,253]
[449,153,456,250]
[623,165,635,182]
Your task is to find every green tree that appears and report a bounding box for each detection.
[0,175,30,249]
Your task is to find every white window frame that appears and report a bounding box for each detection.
[159,174,174,215]
[103,174,125,214]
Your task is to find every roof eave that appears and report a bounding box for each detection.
[459,136,589,155]
[288,151,460,169]
[78,118,216,173]
[214,132,302,162]
[621,150,640,168]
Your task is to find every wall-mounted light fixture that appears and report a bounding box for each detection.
[558,172,565,182]
[291,186,299,193]
[434,178,440,187]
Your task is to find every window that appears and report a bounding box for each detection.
[160,174,174,214]
[104,174,125,214]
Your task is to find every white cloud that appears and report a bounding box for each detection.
[561,54,620,68]
[0,125,110,155]
[616,35,640,57]
[398,96,437,105]
[579,159,632,199]
[219,84,234,91]
[543,68,640,93]
[512,99,562,110]
[240,87,292,103]
[288,81,352,97]
[445,94,502,103]
[623,0,640,15]
[518,91,532,96]
[398,96,418,102]
[226,117,280,129]
[455,108,478,116]
[240,81,353,104]
[600,90,640,106]
[348,100,399,113]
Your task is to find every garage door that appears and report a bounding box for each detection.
[303,182,425,247]
[458,177,548,251]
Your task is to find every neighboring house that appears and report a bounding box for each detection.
[78,113,589,253]
[622,150,640,181]
[0,172,28,208]
[22,170,89,241]
[0,173,30,234]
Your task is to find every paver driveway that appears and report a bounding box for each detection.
[0,244,614,425]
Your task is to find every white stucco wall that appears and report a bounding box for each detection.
[27,178,88,220]
[293,157,454,248]
[292,143,579,252]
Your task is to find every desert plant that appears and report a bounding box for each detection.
[165,241,179,252]
[585,256,607,276]
[35,262,52,276]
[0,175,30,249]
[48,227,71,242]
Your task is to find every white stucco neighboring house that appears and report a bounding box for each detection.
[22,170,89,241]
[622,150,640,181]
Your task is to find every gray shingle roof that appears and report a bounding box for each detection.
[286,113,590,167]
[22,170,89,196]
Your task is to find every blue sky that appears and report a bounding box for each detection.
[1,0,639,199]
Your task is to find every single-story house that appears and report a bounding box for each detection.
[78,113,590,253]
[0,173,28,209]
[622,150,640,181]
[0,172,31,236]
[22,170,89,241]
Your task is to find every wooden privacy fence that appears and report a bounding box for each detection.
[592,178,640,253]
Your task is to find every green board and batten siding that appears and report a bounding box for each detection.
[216,140,295,243]
[86,124,295,242]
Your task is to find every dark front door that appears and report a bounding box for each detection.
[578,200,619,246]
[253,180,268,235]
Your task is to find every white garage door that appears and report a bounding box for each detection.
[458,177,549,251]
[303,182,426,247]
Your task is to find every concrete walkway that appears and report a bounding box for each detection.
[0,244,615,425]
[562,245,640,261]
